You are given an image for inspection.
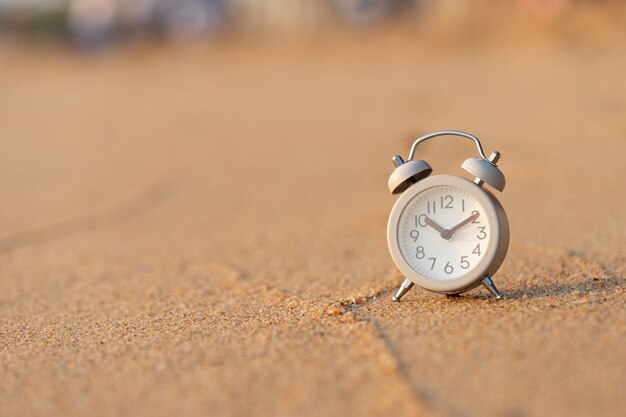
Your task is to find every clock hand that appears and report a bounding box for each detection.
[449,212,480,234]
[423,216,446,234]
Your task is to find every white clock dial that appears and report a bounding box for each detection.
[397,185,491,280]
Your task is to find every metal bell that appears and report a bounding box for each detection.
[461,151,506,191]
[388,156,432,194]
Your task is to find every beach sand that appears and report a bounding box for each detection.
[0,34,624,417]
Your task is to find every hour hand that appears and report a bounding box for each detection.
[423,215,446,234]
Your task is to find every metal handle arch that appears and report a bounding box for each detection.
[407,130,487,161]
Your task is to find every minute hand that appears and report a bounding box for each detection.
[449,212,480,234]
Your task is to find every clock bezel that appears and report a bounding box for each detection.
[387,174,509,294]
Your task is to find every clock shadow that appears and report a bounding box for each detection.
[505,276,624,300]
[456,276,624,301]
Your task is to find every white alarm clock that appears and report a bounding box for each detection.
[387,130,510,301]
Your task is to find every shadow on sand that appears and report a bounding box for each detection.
[457,276,625,301]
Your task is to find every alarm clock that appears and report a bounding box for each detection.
[387,130,510,301]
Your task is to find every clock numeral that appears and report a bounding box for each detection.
[476,226,487,240]
[472,244,482,256]
[416,246,425,259]
[462,199,465,212]
[427,201,436,214]
[410,230,420,242]
[471,210,480,223]
[460,256,470,269]
[440,195,453,209]
[418,214,427,227]
[428,257,437,270]
[444,261,454,274]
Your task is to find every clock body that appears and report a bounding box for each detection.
[387,174,509,294]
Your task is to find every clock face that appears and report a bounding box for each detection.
[397,184,492,280]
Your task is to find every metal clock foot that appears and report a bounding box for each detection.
[392,279,414,301]
[481,276,503,299]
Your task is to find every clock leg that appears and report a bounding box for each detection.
[392,279,414,302]
[481,276,503,299]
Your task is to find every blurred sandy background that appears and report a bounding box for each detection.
[0,1,625,417]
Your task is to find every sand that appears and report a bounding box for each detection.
[0,34,624,417]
